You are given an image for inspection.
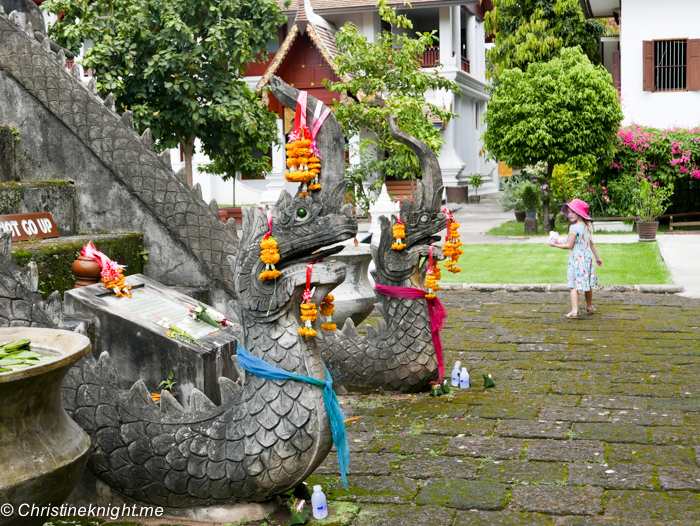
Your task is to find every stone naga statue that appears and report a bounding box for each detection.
[59,77,358,507]
[319,117,447,393]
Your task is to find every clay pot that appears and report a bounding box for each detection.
[72,255,101,288]
[0,328,91,526]
[514,212,526,222]
[637,221,659,241]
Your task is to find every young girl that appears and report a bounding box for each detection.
[549,199,603,319]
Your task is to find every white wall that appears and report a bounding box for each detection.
[621,0,700,128]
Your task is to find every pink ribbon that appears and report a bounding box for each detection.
[81,242,125,281]
[310,103,331,159]
[263,210,274,239]
[374,283,448,381]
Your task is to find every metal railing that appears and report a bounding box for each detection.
[420,46,471,73]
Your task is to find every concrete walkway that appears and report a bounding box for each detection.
[658,235,700,298]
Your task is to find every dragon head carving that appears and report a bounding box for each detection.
[230,76,358,321]
[371,116,447,287]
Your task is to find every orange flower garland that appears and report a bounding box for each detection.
[259,211,281,281]
[320,295,337,331]
[424,246,441,299]
[442,210,464,274]
[104,269,132,298]
[392,215,406,250]
[298,300,318,338]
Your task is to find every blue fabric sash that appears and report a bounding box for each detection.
[236,344,350,487]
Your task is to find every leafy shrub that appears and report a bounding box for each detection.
[520,182,540,211]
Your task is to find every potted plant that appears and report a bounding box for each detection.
[498,178,527,221]
[520,182,540,218]
[634,178,674,241]
[468,174,485,204]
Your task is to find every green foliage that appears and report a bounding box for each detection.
[498,177,527,212]
[158,369,177,391]
[484,0,604,80]
[483,47,622,173]
[42,0,286,181]
[550,164,590,205]
[519,182,540,211]
[468,173,484,194]
[325,0,460,211]
[634,179,674,222]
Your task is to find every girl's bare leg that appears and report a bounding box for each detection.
[569,288,579,314]
[585,290,593,310]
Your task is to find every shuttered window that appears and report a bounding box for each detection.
[643,39,700,92]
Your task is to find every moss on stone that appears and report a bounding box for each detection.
[0,183,21,214]
[11,233,144,299]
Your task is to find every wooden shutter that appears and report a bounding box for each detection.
[612,50,621,93]
[643,40,654,91]
[688,39,700,90]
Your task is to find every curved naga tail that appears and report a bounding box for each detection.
[319,117,448,393]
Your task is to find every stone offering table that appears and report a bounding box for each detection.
[64,274,240,410]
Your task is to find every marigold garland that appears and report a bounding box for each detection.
[442,213,464,274]
[285,137,322,192]
[259,235,281,281]
[298,300,318,338]
[320,295,337,331]
[104,269,132,298]
[392,220,406,250]
[424,247,441,299]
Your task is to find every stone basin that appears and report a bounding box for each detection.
[327,244,376,328]
[0,328,91,526]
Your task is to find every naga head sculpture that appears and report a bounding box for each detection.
[231,76,358,320]
[371,116,447,287]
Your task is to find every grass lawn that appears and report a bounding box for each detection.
[440,243,673,285]
[487,220,700,237]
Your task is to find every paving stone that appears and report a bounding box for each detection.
[552,381,613,395]
[455,510,554,526]
[539,408,612,423]
[420,417,496,437]
[345,432,376,452]
[648,397,700,412]
[315,453,400,476]
[352,504,455,526]
[580,395,648,410]
[367,434,450,455]
[607,444,698,466]
[613,383,679,398]
[571,423,649,444]
[541,394,581,407]
[471,404,541,420]
[657,466,700,490]
[516,344,567,352]
[609,409,684,426]
[478,460,566,485]
[510,486,604,515]
[525,440,606,463]
[444,437,527,460]
[568,463,655,489]
[415,478,507,510]
[392,455,477,480]
[494,420,571,439]
[605,490,700,520]
[308,475,419,505]
[651,426,700,446]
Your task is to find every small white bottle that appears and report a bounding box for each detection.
[459,367,470,389]
[311,485,328,519]
[451,361,462,387]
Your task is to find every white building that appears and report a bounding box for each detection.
[581,0,700,129]
[183,0,497,206]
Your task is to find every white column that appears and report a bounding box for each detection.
[361,11,379,42]
[476,19,486,82]
[452,6,461,69]
[439,7,453,67]
[260,119,286,205]
[465,13,476,78]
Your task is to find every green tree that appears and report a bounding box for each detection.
[482,47,623,231]
[43,0,287,186]
[324,0,460,211]
[484,0,604,81]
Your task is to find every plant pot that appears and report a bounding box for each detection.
[514,212,526,222]
[0,328,92,526]
[445,186,469,203]
[637,221,659,241]
[469,195,481,204]
[525,210,537,219]
[326,244,376,328]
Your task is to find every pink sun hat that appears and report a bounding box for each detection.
[561,199,592,220]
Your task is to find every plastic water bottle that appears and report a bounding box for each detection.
[459,367,470,389]
[311,485,328,519]
[451,361,462,387]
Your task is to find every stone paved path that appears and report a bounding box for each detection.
[306,290,700,525]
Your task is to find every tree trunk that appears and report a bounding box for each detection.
[180,135,196,188]
[543,161,554,232]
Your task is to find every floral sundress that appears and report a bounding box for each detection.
[566,223,599,291]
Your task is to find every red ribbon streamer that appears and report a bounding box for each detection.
[263,210,273,239]
[374,283,448,381]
